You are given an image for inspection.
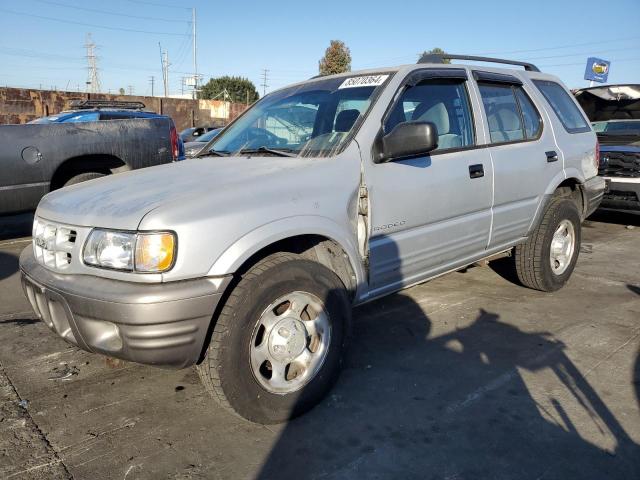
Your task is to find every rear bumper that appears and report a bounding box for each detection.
[19,247,230,369]
[600,176,640,212]
[583,175,606,217]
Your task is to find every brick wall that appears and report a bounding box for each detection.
[0,87,248,131]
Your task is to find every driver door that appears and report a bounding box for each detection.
[364,71,494,296]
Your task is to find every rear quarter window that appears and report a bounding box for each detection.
[533,80,590,134]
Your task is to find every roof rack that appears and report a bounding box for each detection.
[417,53,540,72]
[68,99,147,110]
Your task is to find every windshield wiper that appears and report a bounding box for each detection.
[236,146,298,157]
[201,149,230,157]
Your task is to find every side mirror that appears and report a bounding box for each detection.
[377,121,438,163]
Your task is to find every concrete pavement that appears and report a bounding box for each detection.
[0,212,638,479]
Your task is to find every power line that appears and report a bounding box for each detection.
[124,0,191,10]
[0,8,190,36]
[31,0,189,23]
[475,36,640,56]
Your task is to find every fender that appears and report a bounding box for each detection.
[527,173,585,235]
[207,215,367,298]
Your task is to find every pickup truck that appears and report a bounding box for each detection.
[19,54,604,424]
[574,84,640,213]
[1,114,180,215]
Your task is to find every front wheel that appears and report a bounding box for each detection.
[515,197,582,292]
[196,252,351,424]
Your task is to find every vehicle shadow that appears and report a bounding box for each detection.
[588,210,640,227]
[0,212,34,240]
[254,241,639,479]
[0,251,19,282]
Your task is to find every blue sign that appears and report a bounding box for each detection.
[584,57,611,83]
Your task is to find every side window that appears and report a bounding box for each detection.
[478,84,524,143]
[532,80,590,133]
[385,80,474,151]
[514,88,542,139]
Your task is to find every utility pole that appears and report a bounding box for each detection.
[192,7,198,98]
[85,33,101,93]
[149,76,155,97]
[260,68,269,96]
[127,85,134,96]
[159,42,170,97]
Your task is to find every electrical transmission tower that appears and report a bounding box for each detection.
[260,68,269,96]
[85,33,101,93]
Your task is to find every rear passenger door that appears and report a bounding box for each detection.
[366,70,493,294]
[474,72,562,248]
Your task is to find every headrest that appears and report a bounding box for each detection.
[412,102,450,135]
[334,109,360,132]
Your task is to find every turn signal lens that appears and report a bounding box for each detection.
[135,232,176,272]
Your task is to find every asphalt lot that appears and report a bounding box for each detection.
[0,211,639,480]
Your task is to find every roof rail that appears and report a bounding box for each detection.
[417,53,540,72]
[68,99,147,110]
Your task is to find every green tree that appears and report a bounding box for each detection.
[318,40,352,76]
[198,76,259,104]
[418,48,450,64]
[118,87,126,95]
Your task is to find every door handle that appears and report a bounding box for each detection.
[469,164,484,179]
[546,151,559,162]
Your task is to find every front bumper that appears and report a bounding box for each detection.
[19,247,229,369]
[600,176,640,212]
[583,175,606,218]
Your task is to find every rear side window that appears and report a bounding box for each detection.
[533,80,590,133]
[514,89,542,139]
[479,84,542,143]
[385,80,474,152]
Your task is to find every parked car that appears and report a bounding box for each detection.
[1,113,181,215]
[184,127,223,157]
[180,126,217,143]
[574,84,640,213]
[29,100,186,161]
[20,54,604,424]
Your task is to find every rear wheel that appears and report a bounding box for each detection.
[196,252,350,424]
[63,172,105,187]
[515,197,581,292]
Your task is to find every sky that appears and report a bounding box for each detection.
[0,0,639,97]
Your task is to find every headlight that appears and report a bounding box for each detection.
[83,229,176,273]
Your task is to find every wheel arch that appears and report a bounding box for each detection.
[50,154,129,190]
[207,217,365,299]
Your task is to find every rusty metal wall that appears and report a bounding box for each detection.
[0,88,249,130]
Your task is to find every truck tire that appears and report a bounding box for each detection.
[515,197,581,292]
[63,172,105,187]
[197,252,351,424]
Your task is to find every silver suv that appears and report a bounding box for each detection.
[20,54,604,423]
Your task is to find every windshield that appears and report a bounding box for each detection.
[592,120,640,135]
[208,73,391,157]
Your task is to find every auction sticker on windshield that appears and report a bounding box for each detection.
[338,74,389,89]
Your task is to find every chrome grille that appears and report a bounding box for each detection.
[32,218,78,271]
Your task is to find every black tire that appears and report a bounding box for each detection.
[515,197,581,292]
[63,172,105,187]
[196,252,351,424]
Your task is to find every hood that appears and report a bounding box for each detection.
[574,84,640,122]
[37,155,319,229]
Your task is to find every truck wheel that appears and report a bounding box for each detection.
[515,197,581,292]
[63,172,105,187]
[197,252,351,424]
